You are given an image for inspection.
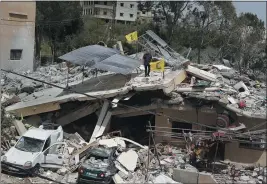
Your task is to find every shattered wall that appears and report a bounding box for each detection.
[154,107,267,166]
[225,142,266,166]
[0,2,36,71]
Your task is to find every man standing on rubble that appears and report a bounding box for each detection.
[143,50,152,77]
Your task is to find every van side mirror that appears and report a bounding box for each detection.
[44,150,49,156]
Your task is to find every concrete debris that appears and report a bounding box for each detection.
[152,174,179,183]
[99,137,126,148]
[117,149,138,172]
[186,65,217,82]
[12,120,27,136]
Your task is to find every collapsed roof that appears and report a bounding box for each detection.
[59,45,142,75]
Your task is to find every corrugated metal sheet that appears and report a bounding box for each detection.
[59,45,141,75]
[146,30,168,47]
[59,45,119,66]
[94,54,141,75]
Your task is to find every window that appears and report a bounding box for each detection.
[120,3,124,7]
[142,11,146,15]
[120,13,124,17]
[95,9,99,15]
[43,137,51,151]
[172,121,192,139]
[137,12,140,15]
[10,49,22,60]
[9,12,27,19]
[103,11,107,15]
[15,136,45,153]
[239,137,266,150]
[95,1,99,4]
[104,1,107,5]
[130,14,133,18]
[130,4,134,8]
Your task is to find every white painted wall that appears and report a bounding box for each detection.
[0,2,35,71]
[115,1,137,22]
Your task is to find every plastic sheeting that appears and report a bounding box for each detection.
[59,45,141,75]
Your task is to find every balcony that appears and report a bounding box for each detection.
[94,4,113,10]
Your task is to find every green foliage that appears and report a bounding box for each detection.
[35,1,265,73]
[36,1,83,62]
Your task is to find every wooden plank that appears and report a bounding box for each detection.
[56,103,100,126]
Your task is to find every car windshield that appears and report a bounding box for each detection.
[15,136,45,152]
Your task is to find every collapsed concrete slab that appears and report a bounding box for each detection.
[186,65,217,82]
[6,69,186,117]
[173,168,218,184]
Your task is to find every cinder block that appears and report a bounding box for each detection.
[198,172,217,184]
[173,168,198,184]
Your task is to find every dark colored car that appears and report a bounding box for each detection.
[77,147,117,184]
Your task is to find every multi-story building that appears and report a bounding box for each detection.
[0,2,36,71]
[81,1,138,23]
[137,10,153,23]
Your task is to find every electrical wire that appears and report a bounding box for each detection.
[1,69,266,140]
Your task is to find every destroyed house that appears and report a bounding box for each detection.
[4,32,267,168]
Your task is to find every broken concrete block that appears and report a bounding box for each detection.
[198,172,217,183]
[213,65,232,72]
[186,65,216,82]
[241,175,250,181]
[13,120,27,136]
[252,172,258,177]
[99,138,126,148]
[115,161,129,175]
[228,96,237,104]
[117,149,138,172]
[258,176,264,181]
[67,172,78,183]
[220,70,235,79]
[234,81,250,93]
[173,168,198,184]
[118,171,128,179]
[57,167,68,175]
[153,174,178,183]
[67,147,75,155]
[113,174,125,184]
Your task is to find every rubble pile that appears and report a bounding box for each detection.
[215,163,267,184]
[1,63,96,104]
[93,137,188,183]
[175,63,266,120]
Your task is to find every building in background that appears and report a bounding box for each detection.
[0,2,36,71]
[137,10,153,24]
[81,1,137,24]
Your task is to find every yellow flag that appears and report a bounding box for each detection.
[150,59,165,72]
[125,31,138,43]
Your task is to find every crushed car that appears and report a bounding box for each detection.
[77,146,117,184]
[1,124,65,175]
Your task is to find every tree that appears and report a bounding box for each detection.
[36,1,83,63]
[154,1,189,44]
[234,13,265,73]
[137,1,154,13]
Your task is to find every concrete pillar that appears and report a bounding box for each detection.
[154,109,171,143]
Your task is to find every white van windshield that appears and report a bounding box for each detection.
[15,136,45,152]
